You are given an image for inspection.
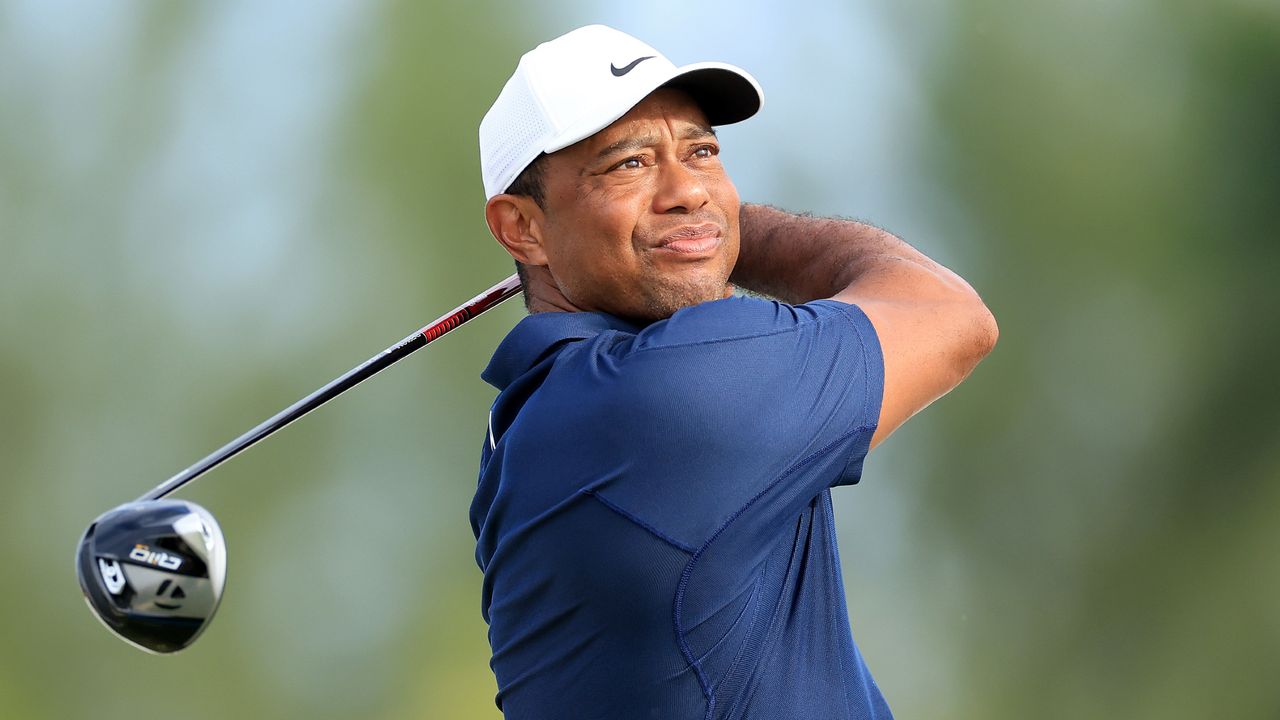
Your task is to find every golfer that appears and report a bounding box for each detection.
[471,25,997,719]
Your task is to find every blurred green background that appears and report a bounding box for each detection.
[2,0,1276,718]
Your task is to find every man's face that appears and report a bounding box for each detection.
[533,88,741,322]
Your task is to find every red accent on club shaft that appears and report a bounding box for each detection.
[137,274,522,502]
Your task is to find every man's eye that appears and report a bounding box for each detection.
[692,145,719,159]
[614,157,644,171]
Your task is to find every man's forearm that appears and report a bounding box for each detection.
[732,203,974,305]
[732,207,997,450]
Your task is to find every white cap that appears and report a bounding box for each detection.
[479,24,763,200]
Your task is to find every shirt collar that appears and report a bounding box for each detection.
[482,311,641,390]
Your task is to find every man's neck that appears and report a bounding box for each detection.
[521,264,583,314]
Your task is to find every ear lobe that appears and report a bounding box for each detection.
[485,195,549,267]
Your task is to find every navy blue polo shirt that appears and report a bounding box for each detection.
[472,295,891,720]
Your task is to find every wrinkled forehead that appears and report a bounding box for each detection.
[567,88,714,159]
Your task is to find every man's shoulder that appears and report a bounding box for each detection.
[540,295,880,425]
[627,295,872,355]
[497,295,881,436]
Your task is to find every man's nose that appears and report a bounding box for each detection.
[651,159,711,214]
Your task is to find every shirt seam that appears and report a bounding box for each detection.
[822,494,857,718]
[581,489,698,555]
[673,421,876,720]
[840,303,878,426]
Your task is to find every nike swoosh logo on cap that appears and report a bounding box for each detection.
[611,55,655,77]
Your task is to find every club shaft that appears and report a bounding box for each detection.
[138,274,523,502]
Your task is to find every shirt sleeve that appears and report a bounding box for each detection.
[560,295,884,550]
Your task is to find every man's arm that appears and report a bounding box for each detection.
[732,203,998,449]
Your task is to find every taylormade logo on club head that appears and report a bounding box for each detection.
[611,55,654,76]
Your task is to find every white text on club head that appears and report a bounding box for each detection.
[129,544,182,571]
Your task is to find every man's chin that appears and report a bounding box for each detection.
[631,279,732,322]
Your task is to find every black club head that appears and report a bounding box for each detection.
[76,499,226,653]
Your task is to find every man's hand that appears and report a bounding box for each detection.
[732,203,998,449]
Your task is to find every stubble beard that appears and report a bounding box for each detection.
[631,270,731,323]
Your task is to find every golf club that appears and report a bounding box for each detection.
[77,273,523,653]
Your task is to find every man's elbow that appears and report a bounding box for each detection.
[958,296,998,376]
[974,298,999,357]
[929,265,998,366]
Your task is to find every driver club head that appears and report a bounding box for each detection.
[76,499,227,653]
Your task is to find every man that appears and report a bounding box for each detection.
[471,25,996,719]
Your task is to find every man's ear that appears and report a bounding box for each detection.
[485,195,549,267]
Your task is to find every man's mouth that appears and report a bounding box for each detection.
[654,224,722,256]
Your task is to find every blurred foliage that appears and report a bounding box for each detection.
[0,0,1276,718]
[904,1,1280,717]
